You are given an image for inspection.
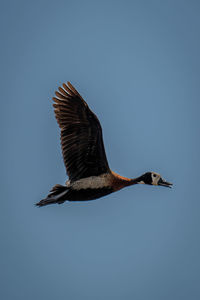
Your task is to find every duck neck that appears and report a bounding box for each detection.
[129,177,141,185]
[111,171,140,190]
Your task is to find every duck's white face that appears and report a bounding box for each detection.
[151,172,161,185]
[151,171,173,187]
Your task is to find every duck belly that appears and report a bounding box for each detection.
[66,187,114,201]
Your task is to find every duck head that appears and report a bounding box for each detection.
[136,172,172,188]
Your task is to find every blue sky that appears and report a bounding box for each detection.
[1,1,200,299]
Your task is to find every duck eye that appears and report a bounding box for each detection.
[153,174,157,178]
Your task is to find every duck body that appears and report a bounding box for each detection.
[36,82,172,207]
[38,172,135,206]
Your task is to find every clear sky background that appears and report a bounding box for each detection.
[1,0,200,299]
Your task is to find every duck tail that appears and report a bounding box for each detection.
[36,184,69,207]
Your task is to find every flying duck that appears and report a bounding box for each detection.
[36,82,172,207]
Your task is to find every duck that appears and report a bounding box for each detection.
[36,82,172,207]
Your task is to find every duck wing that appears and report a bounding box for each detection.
[53,82,110,182]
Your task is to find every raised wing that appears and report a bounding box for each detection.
[53,82,110,182]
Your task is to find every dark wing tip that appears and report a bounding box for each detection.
[55,81,87,101]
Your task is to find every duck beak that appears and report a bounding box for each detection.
[158,177,173,188]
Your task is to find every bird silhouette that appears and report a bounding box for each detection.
[36,82,172,207]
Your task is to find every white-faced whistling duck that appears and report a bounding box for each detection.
[36,82,172,207]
